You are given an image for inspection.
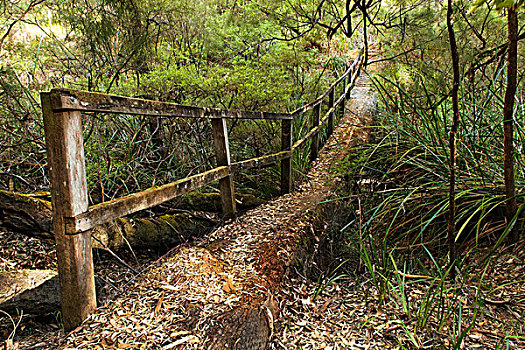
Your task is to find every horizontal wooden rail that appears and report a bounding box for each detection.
[66,150,296,233]
[65,166,229,233]
[230,150,293,173]
[48,89,292,120]
[42,49,363,330]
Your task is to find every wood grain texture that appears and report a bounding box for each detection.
[205,299,278,350]
[0,190,52,238]
[41,92,96,331]
[50,89,292,120]
[212,119,236,219]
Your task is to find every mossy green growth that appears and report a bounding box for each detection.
[176,192,265,212]
[93,213,215,250]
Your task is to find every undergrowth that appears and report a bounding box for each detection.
[311,70,525,349]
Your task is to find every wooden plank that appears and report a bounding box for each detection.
[212,119,236,219]
[41,92,96,331]
[309,103,321,161]
[49,89,292,120]
[293,122,321,151]
[230,150,292,173]
[340,76,347,118]
[280,120,293,194]
[66,166,229,233]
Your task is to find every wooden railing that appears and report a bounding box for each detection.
[40,52,362,330]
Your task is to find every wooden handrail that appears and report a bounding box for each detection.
[231,150,293,173]
[292,62,361,151]
[65,150,296,233]
[64,52,363,232]
[65,166,230,233]
[49,88,292,120]
[47,51,360,122]
[41,50,363,330]
[289,53,361,118]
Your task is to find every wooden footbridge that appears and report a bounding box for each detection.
[40,52,363,333]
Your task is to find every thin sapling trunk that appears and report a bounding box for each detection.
[504,6,518,242]
[447,0,460,277]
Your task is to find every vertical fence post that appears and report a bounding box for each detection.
[328,87,335,137]
[340,75,347,118]
[281,119,293,194]
[211,118,236,219]
[41,92,96,331]
[345,66,353,100]
[310,103,321,162]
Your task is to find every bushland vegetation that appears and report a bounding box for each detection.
[316,1,525,347]
[2,0,525,347]
[0,0,355,201]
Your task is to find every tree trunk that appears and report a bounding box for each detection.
[346,0,352,37]
[362,0,369,66]
[0,190,214,249]
[504,6,518,242]
[0,190,264,249]
[446,0,460,277]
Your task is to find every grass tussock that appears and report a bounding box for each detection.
[312,69,525,349]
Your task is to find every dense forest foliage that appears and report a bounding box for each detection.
[2,0,525,348]
[1,0,355,200]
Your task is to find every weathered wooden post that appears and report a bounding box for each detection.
[328,87,335,137]
[309,103,321,162]
[280,119,293,194]
[41,91,96,331]
[340,75,347,118]
[211,118,236,219]
[345,66,352,100]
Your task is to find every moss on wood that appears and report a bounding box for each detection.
[0,190,264,250]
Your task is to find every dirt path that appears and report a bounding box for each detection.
[14,70,377,350]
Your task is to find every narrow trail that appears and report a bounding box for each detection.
[267,73,379,350]
[32,70,377,350]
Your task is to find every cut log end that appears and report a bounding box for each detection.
[0,270,59,315]
[205,296,279,350]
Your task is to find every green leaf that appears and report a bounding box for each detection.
[472,0,489,9]
[473,0,524,10]
[495,0,515,8]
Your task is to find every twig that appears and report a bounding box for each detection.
[91,236,140,275]
[0,309,23,341]
[0,172,31,186]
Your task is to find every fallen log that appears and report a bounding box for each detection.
[0,190,214,249]
[0,190,52,239]
[0,270,59,315]
[0,190,264,250]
